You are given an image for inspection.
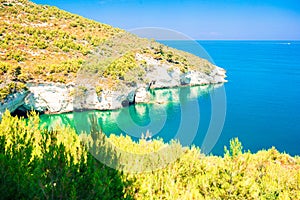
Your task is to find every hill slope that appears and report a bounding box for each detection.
[0,0,122,84]
[0,0,226,114]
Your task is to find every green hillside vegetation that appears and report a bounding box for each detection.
[1,111,299,199]
[0,0,217,100]
[81,32,216,91]
[0,0,122,84]
[0,81,27,102]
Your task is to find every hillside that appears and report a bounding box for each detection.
[0,0,226,115]
[0,0,123,94]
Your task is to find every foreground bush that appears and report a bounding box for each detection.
[0,111,129,199]
[122,139,300,199]
[0,111,300,199]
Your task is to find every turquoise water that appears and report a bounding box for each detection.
[40,41,300,156]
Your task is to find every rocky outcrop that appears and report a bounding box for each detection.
[0,90,29,118]
[181,67,227,86]
[23,83,74,113]
[93,89,135,110]
[137,53,227,89]
[0,54,227,116]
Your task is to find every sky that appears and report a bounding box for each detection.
[32,0,300,40]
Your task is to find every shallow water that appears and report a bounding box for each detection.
[40,41,300,156]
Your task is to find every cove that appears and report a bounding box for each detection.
[39,41,300,156]
[40,84,222,152]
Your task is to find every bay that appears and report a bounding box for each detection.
[40,41,300,156]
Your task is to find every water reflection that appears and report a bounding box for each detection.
[40,84,220,142]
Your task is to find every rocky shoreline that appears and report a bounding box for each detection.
[0,65,226,118]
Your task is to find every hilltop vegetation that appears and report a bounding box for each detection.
[0,0,122,85]
[1,111,300,199]
[0,0,217,101]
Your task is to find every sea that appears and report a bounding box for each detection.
[40,41,300,156]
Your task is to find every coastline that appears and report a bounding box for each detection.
[1,66,227,117]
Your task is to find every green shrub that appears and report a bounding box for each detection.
[0,62,9,75]
[95,85,103,96]
[0,111,300,199]
[224,137,243,158]
[0,82,27,101]
[0,111,130,200]
[5,50,26,62]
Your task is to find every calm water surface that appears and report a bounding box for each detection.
[40,41,300,156]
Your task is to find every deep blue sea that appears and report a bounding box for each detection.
[40,41,300,156]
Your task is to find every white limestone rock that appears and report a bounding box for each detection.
[0,54,227,115]
[135,87,150,103]
[24,83,73,113]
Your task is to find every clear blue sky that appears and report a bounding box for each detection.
[32,0,300,40]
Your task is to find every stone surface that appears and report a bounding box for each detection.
[0,90,29,118]
[135,87,151,103]
[0,54,227,116]
[23,83,73,113]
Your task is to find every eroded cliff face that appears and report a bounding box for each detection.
[0,55,227,116]
[23,83,74,113]
[0,90,29,118]
[136,53,227,89]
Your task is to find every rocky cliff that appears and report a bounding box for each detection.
[3,57,226,116]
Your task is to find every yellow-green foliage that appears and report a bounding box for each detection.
[0,81,27,101]
[0,110,84,163]
[95,85,103,96]
[0,0,123,85]
[105,52,139,79]
[144,42,216,74]
[120,137,300,200]
[0,111,300,199]
[0,111,129,199]
[103,52,146,85]
[107,134,183,172]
